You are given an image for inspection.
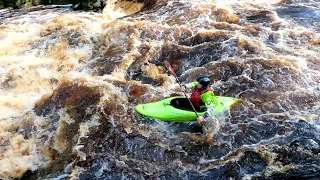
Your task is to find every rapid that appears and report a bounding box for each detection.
[0,0,319,179]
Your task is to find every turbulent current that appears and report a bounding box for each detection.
[0,0,320,179]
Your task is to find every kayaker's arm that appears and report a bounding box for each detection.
[181,81,198,92]
[201,91,217,118]
[183,81,198,89]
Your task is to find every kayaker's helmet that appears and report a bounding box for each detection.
[197,77,210,87]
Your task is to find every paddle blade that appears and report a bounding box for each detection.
[164,60,177,78]
[202,125,207,137]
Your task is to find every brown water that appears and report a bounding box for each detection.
[0,0,319,179]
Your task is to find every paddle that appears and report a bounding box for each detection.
[164,60,207,136]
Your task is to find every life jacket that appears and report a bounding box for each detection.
[190,87,213,107]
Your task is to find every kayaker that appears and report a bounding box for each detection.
[181,77,216,122]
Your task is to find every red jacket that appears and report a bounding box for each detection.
[190,87,213,107]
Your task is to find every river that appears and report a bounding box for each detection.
[0,0,319,179]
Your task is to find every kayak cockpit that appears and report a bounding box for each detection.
[170,97,206,112]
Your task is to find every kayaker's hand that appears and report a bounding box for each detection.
[181,86,186,92]
[197,116,204,122]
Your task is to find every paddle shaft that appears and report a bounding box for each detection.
[164,60,199,118]
[173,77,199,118]
[164,60,207,136]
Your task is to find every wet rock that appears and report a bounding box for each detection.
[53,0,73,5]
[1,0,19,8]
[32,0,46,6]
[1,0,144,12]
[72,0,106,12]
[0,0,51,8]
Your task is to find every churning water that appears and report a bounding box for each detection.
[0,0,319,179]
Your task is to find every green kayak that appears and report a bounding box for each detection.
[135,96,239,122]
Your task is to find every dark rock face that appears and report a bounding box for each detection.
[0,0,150,12]
[72,0,106,12]
[0,0,52,9]
[0,0,103,10]
[53,0,73,5]
[1,0,25,8]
